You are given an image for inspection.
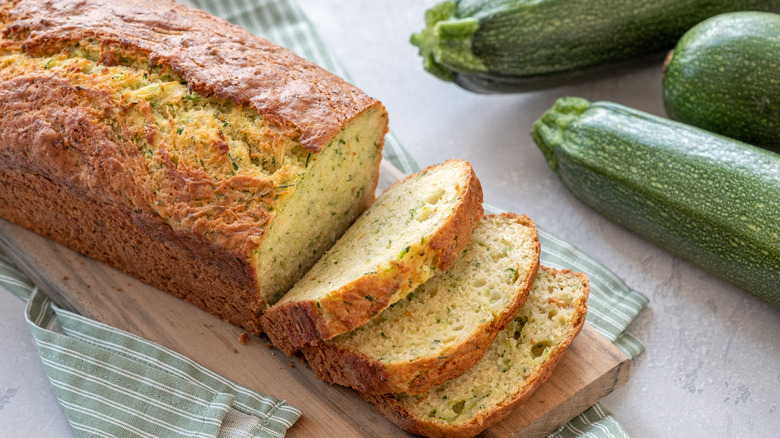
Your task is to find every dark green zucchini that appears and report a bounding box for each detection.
[663,12,780,152]
[531,97,780,307]
[411,0,780,93]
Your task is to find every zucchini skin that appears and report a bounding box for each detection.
[412,0,780,93]
[532,98,780,308]
[663,12,780,152]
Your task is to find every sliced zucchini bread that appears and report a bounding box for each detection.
[363,267,589,438]
[303,213,540,395]
[262,159,484,354]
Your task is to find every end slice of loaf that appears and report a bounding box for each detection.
[303,213,540,395]
[262,159,484,355]
[363,266,589,438]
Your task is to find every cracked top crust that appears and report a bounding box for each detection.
[0,0,380,152]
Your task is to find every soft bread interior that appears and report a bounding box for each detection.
[256,109,385,304]
[276,160,473,305]
[396,267,588,425]
[330,214,538,364]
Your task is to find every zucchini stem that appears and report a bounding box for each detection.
[530,97,591,171]
[410,1,486,81]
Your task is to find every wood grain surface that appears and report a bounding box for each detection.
[0,161,629,437]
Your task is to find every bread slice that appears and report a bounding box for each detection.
[303,213,540,395]
[0,0,388,335]
[363,267,589,438]
[262,159,484,354]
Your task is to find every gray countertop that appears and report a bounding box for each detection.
[1,1,779,437]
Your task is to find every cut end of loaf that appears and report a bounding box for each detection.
[254,104,388,306]
[261,159,484,353]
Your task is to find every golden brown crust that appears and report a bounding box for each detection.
[302,324,494,397]
[262,273,403,356]
[0,0,382,152]
[426,163,484,272]
[261,160,484,354]
[362,267,590,438]
[0,167,264,333]
[302,213,541,395]
[0,56,271,329]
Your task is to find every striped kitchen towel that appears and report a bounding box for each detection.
[2,250,300,438]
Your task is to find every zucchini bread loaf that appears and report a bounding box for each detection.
[0,0,388,334]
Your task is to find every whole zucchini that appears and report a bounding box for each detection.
[663,12,780,152]
[531,97,780,308]
[411,0,780,93]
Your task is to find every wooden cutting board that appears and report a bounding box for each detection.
[0,162,630,437]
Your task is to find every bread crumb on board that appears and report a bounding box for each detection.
[238,331,249,345]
